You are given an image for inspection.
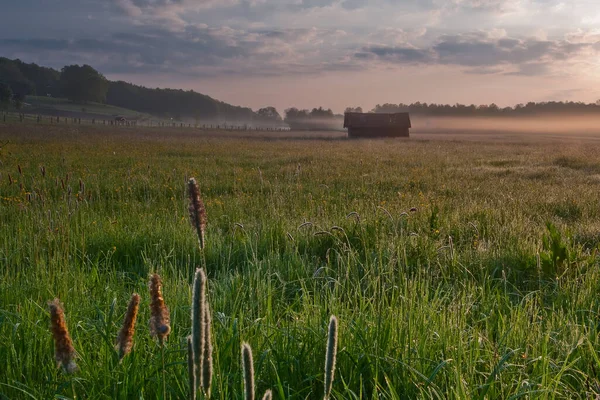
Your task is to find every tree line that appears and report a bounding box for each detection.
[282,99,600,130]
[0,58,282,124]
[368,101,600,117]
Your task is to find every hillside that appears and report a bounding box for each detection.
[0,57,256,122]
[24,96,154,121]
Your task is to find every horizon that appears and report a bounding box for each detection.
[1,1,599,114]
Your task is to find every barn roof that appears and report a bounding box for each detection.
[343,112,411,128]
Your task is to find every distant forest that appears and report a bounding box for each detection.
[366,101,600,117]
[1,57,600,129]
[284,99,600,130]
[0,57,272,124]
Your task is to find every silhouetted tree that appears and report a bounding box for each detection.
[285,106,339,130]
[0,58,35,98]
[257,106,282,122]
[0,83,12,109]
[345,106,363,113]
[60,64,109,103]
[309,107,334,118]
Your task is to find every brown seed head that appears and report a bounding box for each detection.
[149,274,171,344]
[116,293,141,360]
[188,178,207,250]
[48,299,77,373]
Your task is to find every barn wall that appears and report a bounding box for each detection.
[348,127,409,138]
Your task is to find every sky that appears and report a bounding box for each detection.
[1,0,599,113]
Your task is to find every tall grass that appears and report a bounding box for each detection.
[1,124,600,398]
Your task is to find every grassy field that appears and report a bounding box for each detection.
[1,123,600,399]
[24,96,153,120]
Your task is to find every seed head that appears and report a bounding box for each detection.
[116,293,140,360]
[149,274,171,344]
[48,299,78,373]
[191,268,206,390]
[242,343,255,400]
[262,390,273,400]
[202,300,213,396]
[188,336,196,400]
[324,315,338,400]
[188,178,207,250]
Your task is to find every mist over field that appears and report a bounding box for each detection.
[413,115,600,135]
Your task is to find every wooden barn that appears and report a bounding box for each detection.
[343,112,411,138]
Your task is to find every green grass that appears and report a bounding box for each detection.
[1,123,600,399]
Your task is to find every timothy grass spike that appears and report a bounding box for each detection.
[202,300,213,396]
[116,293,140,360]
[48,299,78,374]
[191,268,206,392]
[149,273,171,344]
[242,343,255,400]
[324,315,338,400]
[187,336,196,400]
[188,177,207,250]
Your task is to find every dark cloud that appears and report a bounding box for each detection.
[358,46,432,63]
[356,33,600,75]
[0,25,354,78]
[454,0,514,12]
[0,26,250,75]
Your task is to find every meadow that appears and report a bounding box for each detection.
[1,123,600,399]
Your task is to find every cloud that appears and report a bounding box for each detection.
[449,0,520,12]
[0,25,356,78]
[112,0,143,17]
[504,62,549,76]
[109,0,239,30]
[357,46,432,63]
[356,31,600,75]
